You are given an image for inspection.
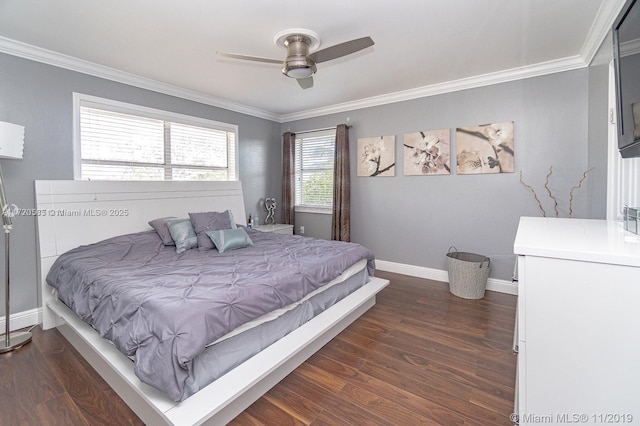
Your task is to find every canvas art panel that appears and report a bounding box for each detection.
[456,121,514,174]
[403,129,451,175]
[358,135,396,177]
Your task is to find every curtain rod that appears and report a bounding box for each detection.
[284,124,352,136]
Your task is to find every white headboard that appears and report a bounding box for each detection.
[35,180,247,328]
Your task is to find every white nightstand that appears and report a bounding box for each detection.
[253,223,294,235]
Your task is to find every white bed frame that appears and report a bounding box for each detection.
[35,180,389,425]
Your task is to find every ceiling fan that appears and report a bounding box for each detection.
[216,29,374,89]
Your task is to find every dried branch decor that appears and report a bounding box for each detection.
[568,167,595,216]
[519,166,594,217]
[519,171,546,216]
[544,167,560,217]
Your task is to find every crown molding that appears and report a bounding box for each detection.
[0,0,622,126]
[279,55,588,122]
[0,36,280,123]
[621,39,640,57]
[282,0,626,123]
[581,0,627,64]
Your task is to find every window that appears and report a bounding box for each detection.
[73,94,237,181]
[294,129,335,212]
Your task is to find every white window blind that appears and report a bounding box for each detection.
[294,129,335,210]
[75,94,237,181]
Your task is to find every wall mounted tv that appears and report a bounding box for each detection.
[613,0,640,158]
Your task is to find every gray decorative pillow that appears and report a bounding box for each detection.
[206,228,254,253]
[165,218,197,254]
[189,210,237,250]
[148,217,177,246]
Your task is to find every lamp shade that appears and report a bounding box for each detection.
[0,122,24,160]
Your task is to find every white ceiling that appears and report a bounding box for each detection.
[0,0,626,122]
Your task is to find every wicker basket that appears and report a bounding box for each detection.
[446,247,491,299]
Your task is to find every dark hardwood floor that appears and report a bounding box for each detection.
[0,271,517,425]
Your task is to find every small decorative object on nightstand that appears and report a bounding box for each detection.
[264,197,276,224]
[254,223,293,235]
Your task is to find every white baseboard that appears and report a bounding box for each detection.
[375,259,518,296]
[0,308,42,332]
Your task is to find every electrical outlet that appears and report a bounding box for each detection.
[299,226,305,234]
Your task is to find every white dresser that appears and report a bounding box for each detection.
[253,223,294,235]
[514,217,640,424]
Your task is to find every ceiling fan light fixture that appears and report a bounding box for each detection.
[282,59,316,78]
[284,66,315,79]
[280,33,317,79]
[218,28,373,89]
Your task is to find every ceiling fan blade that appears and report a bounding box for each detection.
[309,36,374,63]
[216,51,282,64]
[297,76,314,89]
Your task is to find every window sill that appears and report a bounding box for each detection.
[295,206,332,215]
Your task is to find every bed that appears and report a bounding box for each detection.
[36,180,389,425]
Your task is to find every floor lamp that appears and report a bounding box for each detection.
[0,121,28,354]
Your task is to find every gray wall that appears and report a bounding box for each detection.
[0,49,613,317]
[0,52,281,316]
[285,69,608,281]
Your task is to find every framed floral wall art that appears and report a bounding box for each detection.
[455,121,515,174]
[403,129,451,175]
[357,135,396,177]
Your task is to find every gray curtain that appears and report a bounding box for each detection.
[281,131,296,228]
[331,124,350,241]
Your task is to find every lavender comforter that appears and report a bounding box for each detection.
[46,228,375,401]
